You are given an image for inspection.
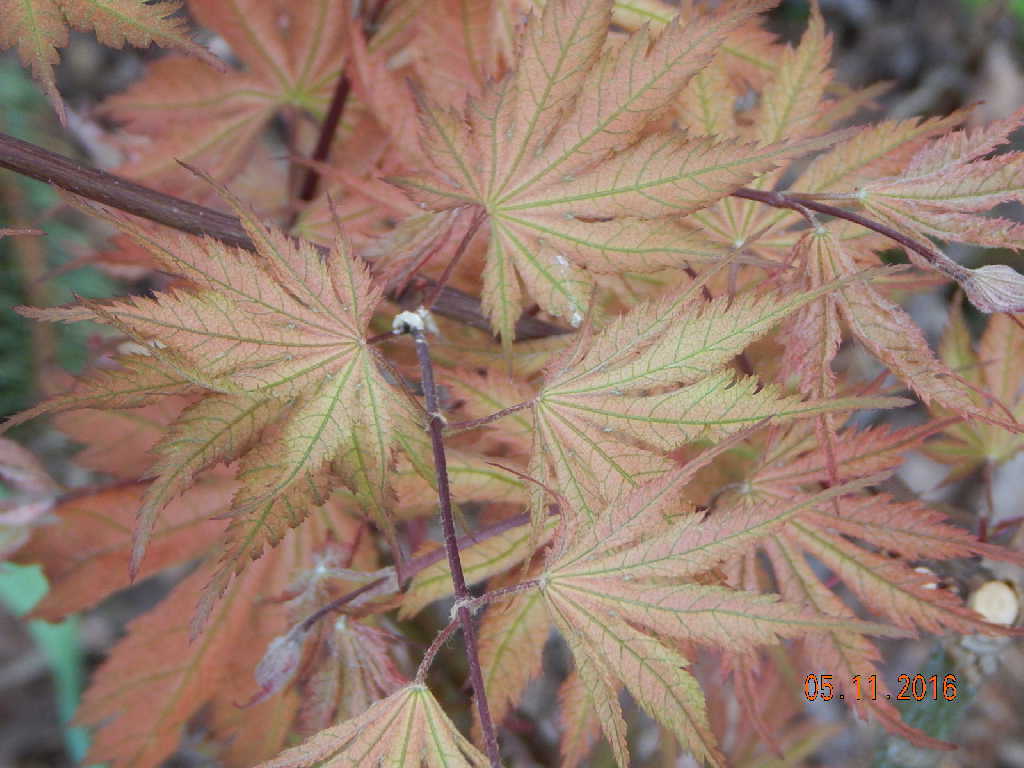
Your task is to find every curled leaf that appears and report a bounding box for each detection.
[245,624,312,707]
[960,263,1024,313]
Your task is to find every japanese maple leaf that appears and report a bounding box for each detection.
[854,108,1024,307]
[780,228,1017,428]
[677,9,1024,427]
[401,439,900,766]
[0,0,210,121]
[532,455,899,767]
[719,417,1024,749]
[775,106,1024,315]
[100,0,348,196]
[520,265,906,527]
[13,399,389,768]
[402,0,845,343]
[12,188,417,625]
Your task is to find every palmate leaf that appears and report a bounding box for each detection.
[14,195,415,623]
[403,0,853,342]
[781,227,1017,427]
[0,0,210,120]
[15,425,377,768]
[534,457,902,767]
[524,265,907,527]
[76,551,295,768]
[722,416,1024,748]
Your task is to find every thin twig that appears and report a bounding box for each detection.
[298,575,389,632]
[413,581,540,683]
[731,187,968,282]
[410,325,502,767]
[291,0,391,218]
[293,509,550,637]
[457,580,541,611]
[415,617,459,683]
[295,74,352,207]
[0,132,566,340]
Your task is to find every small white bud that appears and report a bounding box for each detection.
[392,310,425,334]
[117,341,151,357]
[417,306,440,335]
[246,624,310,706]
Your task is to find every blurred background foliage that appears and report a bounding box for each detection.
[0,60,116,420]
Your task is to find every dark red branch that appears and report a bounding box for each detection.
[0,131,566,340]
[3,129,960,347]
[411,325,502,768]
[731,187,962,280]
[0,132,251,249]
[296,74,352,205]
[294,0,391,206]
[298,576,388,632]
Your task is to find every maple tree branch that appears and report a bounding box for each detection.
[0,132,252,248]
[0,131,566,341]
[731,187,966,281]
[414,581,540,684]
[298,575,389,632]
[292,0,390,211]
[295,72,352,206]
[410,325,502,768]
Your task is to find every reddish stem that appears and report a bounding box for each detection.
[731,187,966,282]
[410,325,502,767]
[415,617,460,683]
[293,0,391,208]
[0,132,565,340]
[295,73,352,206]
[298,576,389,632]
